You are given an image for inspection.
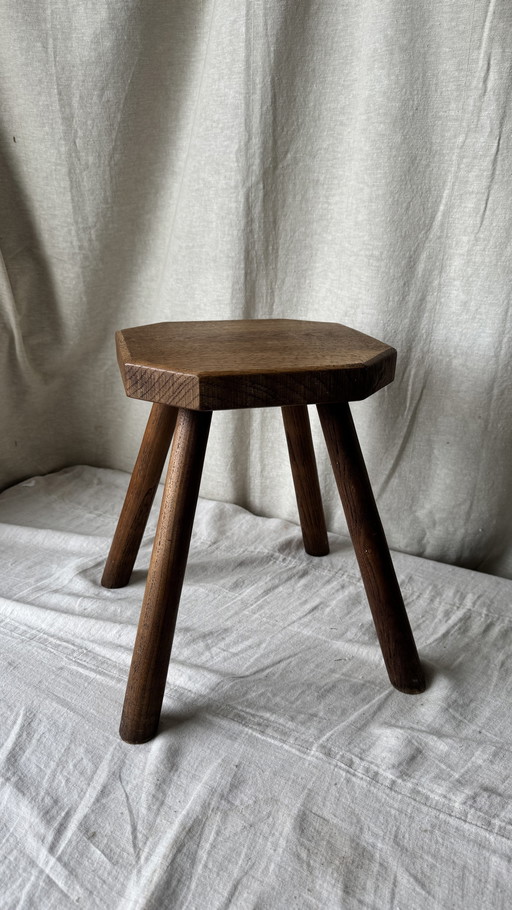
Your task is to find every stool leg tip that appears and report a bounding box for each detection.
[391,668,427,695]
[119,717,159,745]
[305,541,330,557]
[101,565,133,589]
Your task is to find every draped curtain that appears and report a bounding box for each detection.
[1,0,511,576]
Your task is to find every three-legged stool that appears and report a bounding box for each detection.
[102,319,425,743]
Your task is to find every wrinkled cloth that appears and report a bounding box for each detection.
[1,2,512,575]
[0,465,511,908]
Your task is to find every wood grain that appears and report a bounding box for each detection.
[317,402,425,694]
[101,403,177,589]
[106,319,424,745]
[119,408,212,744]
[116,320,396,410]
[282,405,329,556]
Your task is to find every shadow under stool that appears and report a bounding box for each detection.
[102,319,426,744]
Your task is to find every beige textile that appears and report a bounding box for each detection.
[1,2,511,575]
[1,466,511,908]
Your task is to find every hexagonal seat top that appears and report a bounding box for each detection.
[116,319,396,410]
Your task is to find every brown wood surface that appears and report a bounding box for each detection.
[119,408,212,744]
[101,403,177,589]
[282,405,329,557]
[317,402,425,694]
[116,319,396,410]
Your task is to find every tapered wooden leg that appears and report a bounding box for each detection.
[282,406,329,556]
[102,403,178,589]
[119,408,212,744]
[317,402,425,694]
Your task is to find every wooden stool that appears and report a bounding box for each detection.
[102,319,425,744]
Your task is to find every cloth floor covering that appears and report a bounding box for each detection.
[1,464,511,908]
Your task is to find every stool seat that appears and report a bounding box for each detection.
[103,317,425,744]
[116,319,396,410]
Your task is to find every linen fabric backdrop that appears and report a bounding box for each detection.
[1,0,511,577]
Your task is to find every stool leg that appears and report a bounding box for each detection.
[119,408,212,744]
[317,402,425,694]
[102,403,178,589]
[282,406,329,556]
